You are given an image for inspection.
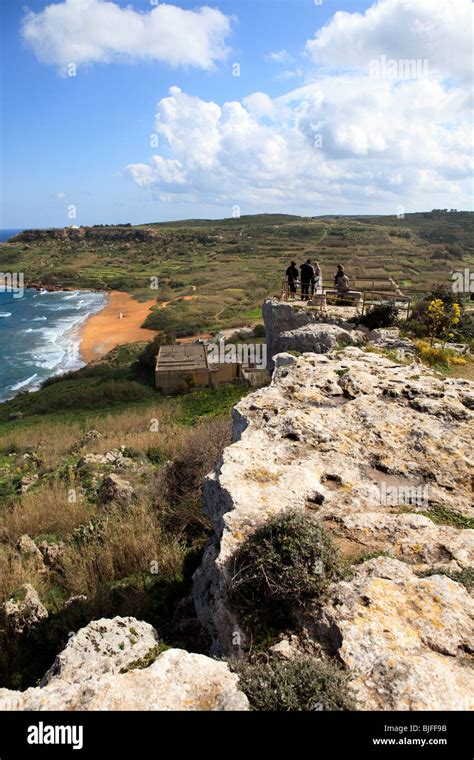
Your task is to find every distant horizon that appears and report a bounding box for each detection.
[2,207,473,233]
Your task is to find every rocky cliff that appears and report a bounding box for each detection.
[193,302,474,710]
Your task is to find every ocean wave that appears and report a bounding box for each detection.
[8,373,39,392]
[0,290,108,401]
[0,312,12,318]
[62,291,82,300]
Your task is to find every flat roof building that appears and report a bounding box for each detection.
[155,344,211,395]
[155,342,269,395]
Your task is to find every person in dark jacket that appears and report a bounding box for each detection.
[300,259,314,301]
[285,261,298,299]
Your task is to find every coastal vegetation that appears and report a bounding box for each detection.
[1,211,472,341]
[0,342,251,689]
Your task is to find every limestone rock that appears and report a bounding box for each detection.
[313,558,474,710]
[41,616,158,685]
[193,346,474,710]
[277,323,357,356]
[97,473,135,509]
[37,540,65,569]
[264,299,330,367]
[368,327,416,357]
[4,584,48,634]
[18,473,39,493]
[0,617,249,711]
[16,535,46,573]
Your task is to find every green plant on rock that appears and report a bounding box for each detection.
[229,509,342,631]
[232,654,355,711]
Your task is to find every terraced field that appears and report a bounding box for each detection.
[1,212,472,338]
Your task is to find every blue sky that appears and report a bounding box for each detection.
[1,0,472,227]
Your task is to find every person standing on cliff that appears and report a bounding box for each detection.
[311,260,322,296]
[300,259,314,301]
[285,261,298,299]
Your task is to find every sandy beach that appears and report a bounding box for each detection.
[80,291,158,363]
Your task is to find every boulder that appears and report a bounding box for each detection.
[97,473,136,508]
[368,327,416,357]
[16,535,46,573]
[277,323,357,355]
[4,584,48,634]
[41,616,159,685]
[18,473,39,493]
[313,558,474,710]
[0,617,249,711]
[37,540,65,569]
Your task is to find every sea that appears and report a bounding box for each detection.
[0,229,108,402]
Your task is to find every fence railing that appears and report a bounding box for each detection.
[280,280,412,319]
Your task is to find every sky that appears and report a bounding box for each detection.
[0,0,472,227]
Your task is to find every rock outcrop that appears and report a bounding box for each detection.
[277,323,361,356]
[4,584,48,634]
[0,617,249,711]
[263,298,369,367]
[312,557,473,711]
[193,345,474,710]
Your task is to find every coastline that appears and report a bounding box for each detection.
[79,291,158,363]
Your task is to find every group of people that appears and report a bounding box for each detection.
[285,261,350,301]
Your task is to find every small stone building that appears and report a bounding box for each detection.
[155,344,210,394]
[156,343,269,395]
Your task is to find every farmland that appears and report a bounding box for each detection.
[1,211,472,338]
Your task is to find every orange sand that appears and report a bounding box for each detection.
[80,291,158,363]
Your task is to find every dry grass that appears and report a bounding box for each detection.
[0,482,94,545]
[60,501,186,598]
[0,545,50,605]
[157,418,232,536]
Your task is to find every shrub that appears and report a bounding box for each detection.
[413,340,467,368]
[230,509,341,628]
[410,285,471,342]
[138,334,175,372]
[253,324,266,338]
[156,418,231,537]
[358,303,399,330]
[233,655,355,711]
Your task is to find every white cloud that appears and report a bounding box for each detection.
[121,0,472,214]
[266,49,294,64]
[306,0,473,80]
[126,75,473,213]
[243,92,276,119]
[21,0,232,72]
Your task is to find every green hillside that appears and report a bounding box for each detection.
[1,211,472,338]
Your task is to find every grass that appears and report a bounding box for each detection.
[0,341,250,689]
[397,504,474,530]
[120,643,170,673]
